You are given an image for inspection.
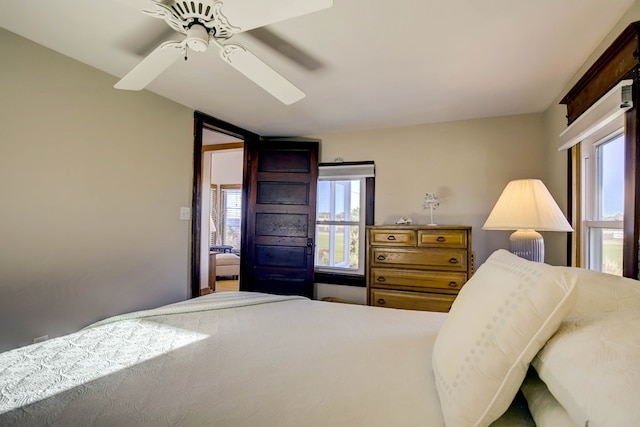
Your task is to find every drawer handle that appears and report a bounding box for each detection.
[377,276,386,282]
[448,258,459,264]
[377,298,386,305]
[387,235,396,241]
[436,236,446,242]
[448,281,458,288]
[377,255,387,261]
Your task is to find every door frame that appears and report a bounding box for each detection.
[191,111,259,298]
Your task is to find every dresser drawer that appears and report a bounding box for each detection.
[418,229,468,248]
[369,229,416,246]
[370,248,467,271]
[370,289,456,312]
[370,268,466,292]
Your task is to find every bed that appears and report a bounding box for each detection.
[1,249,638,426]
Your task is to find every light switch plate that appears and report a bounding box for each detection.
[180,207,191,220]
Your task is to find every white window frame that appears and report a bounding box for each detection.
[315,163,374,277]
[209,184,218,246]
[581,128,624,274]
[316,179,365,274]
[220,185,241,250]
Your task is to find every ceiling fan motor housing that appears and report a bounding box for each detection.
[145,0,239,42]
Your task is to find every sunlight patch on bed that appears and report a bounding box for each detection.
[0,320,207,413]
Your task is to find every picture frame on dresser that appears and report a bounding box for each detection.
[366,225,473,312]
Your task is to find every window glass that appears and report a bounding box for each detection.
[583,133,623,275]
[221,187,241,250]
[588,228,623,276]
[315,178,363,273]
[598,135,624,221]
[209,185,218,246]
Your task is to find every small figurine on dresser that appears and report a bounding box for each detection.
[395,216,413,225]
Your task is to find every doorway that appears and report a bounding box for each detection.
[202,137,243,294]
[190,112,259,299]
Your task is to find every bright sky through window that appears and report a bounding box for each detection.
[601,134,624,218]
[317,181,360,217]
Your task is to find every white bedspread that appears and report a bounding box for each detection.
[1,292,450,426]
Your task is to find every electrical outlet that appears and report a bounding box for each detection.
[33,335,49,344]
[179,207,191,220]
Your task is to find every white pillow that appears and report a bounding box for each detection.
[432,249,577,427]
[532,310,640,426]
[555,266,640,316]
[520,369,573,427]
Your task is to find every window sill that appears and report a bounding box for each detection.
[314,271,365,287]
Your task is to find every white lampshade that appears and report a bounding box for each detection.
[483,179,573,262]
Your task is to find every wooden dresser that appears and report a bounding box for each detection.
[366,225,472,312]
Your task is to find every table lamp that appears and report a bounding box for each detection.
[482,179,573,262]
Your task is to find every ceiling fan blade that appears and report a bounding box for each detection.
[219,44,305,105]
[246,27,323,71]
[115,40,183,90]
[223,0,333,33]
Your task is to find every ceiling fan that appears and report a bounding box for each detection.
[114,0,333,104]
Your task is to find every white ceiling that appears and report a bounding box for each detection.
[0,0,634,136]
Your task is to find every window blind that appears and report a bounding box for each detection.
[319,162,375,179]
[558,80,633,151]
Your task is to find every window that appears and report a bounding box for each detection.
[209,184,218,246]
[582,132,624,275]
[561,80,630,275]
[221,185,241,250]
[316,179,363,273]
[315,162,374,283]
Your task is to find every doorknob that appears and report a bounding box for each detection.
[306,238,313,255]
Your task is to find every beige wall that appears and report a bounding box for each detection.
[542,1,640,266]
[0,29,194,351]
[313,115,547,302]
[315,113,546,266]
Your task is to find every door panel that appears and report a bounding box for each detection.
[241,139,318,298]
[256,245,307,267]
[257,182,309,205]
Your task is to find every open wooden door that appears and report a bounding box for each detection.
[240,139,318,297]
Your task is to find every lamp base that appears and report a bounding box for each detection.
[509,229,544,262]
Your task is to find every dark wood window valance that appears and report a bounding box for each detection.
[560,21,640,279]
[561,22,639,125]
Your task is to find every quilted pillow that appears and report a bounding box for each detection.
[531,309,640,426]
[432,249,577,427]
[555,266,640,316]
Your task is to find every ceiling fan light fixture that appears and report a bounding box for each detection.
[186,23,209,52]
